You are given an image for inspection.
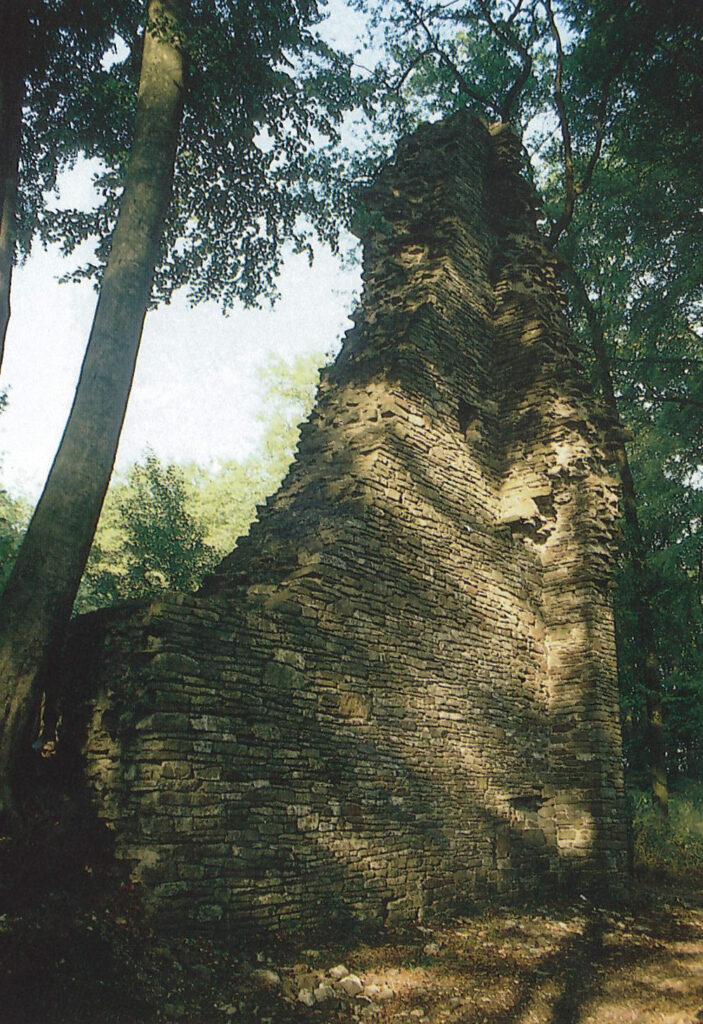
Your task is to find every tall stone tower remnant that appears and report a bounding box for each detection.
[64,113,629,932]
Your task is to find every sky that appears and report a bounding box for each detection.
[0,231,359,502]
[0,1,368,503]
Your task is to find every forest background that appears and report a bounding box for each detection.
[0,0,701,833]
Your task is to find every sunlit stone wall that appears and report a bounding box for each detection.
[62,113,628,932]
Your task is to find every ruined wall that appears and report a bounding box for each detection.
[63,114,628,933]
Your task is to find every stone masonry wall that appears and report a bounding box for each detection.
[60,114,629,934]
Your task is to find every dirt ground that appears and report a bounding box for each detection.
[306,885,703,1024]
[224,883,703,1024]
[2,859,702,1023]
[1,784,702,1024]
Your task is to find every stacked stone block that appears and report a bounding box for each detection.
[62,113,628,933]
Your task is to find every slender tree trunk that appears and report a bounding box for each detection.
[0,1,29,372]
[573,275,669,817]
[0,0,186,818]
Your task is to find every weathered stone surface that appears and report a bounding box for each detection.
[340,974,364,997]
[313,982,338,1004]
[329,965,350,981]
[59,112,628,936]
[251,968,281,988]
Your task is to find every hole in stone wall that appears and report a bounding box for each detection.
[458,398,480,439]
[493,524,513,545]
[533,493,555,520]
[509,520,541,543]
[509,793,543,813]
[487,254,504,287]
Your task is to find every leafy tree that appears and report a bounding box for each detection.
[0,0,186,817]
[45,9,359,310]
[537,1,702,804]
[185,350,326,552]
[558,0,703,800]
[255,350,326,477]
[78,351,326,610]
[72,492,125,613]
[0,0,142,367]
[0,1,354,817]
[0,395,30,589]
[81,454,216,604]
[0,491,29,593]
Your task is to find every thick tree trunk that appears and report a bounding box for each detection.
[0,1,29,372]
[573,275,669,817]
[0,0,186,817]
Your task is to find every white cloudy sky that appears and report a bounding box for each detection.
[0,1,368,502]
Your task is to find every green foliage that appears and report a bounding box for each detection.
[0,488,30,593]
[612,376,703,782]
[8,1,142,261]
[352,0,548,128]
[631,781,703,883]
[114,455,216,595]
[0,393,30,590]
[77,454,217,611]
[554,4,703,782]
[180,350,325,556]
[40,1,365,311]
[257,350,324,477]
[617,561,703,782]
[76,350,326,611]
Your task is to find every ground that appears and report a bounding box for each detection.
[1,781,703,1023]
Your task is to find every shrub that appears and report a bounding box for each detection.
[630,780,703,883]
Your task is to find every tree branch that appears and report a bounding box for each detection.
[544,0,622,247]
[634,388,703,412]
[576,73,611,198]
[543,0,576,247]
[507,0,526,28]
[391,47,435,92]
[477,0,536,122]
[399,0,498,114]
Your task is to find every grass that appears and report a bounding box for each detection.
[630,777,703,883]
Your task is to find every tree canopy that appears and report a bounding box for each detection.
[42,1,361,309]
[77,351,325,611]
[0,0,701,813]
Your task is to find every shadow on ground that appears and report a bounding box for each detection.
[1,789,702,1024]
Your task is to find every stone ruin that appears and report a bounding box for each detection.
[61,113,629,933]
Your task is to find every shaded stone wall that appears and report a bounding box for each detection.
[62,114,628,933]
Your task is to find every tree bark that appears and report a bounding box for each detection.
[572,274,669,816]
[0,1,29,372]
[0,0,187,818]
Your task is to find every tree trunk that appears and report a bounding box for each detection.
[573,274,669,816]
[0,1,29,372]
[0,0,186,818]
